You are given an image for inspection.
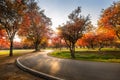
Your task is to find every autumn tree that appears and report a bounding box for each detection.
[0,0,27,56]
[80,32,96,49]
[77,26,116,51]
[77,38,88,48]
[95,26,116,52]
[20,37,34,49]
[58,7,90,58]
[18,0,51,51]
[77,22,96,49]
[51,36,61,49]
[99,1,120,39]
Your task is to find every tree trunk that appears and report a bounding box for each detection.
[9,39,13,56]
[98,47,102,52]
[59,39,62,51]
[98,43,103,53]
[91,43,94,49]
[70,43,75,58]
[35,42,40,51]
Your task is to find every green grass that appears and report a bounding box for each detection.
[55,48,120,51]
[50,48,120,63]
[0,49,33,56]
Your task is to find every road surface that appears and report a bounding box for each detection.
[18,50,120,80]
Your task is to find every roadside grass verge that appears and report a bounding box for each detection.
[50,48,120,63]
[0,49,33,56]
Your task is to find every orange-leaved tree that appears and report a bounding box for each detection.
[99,1,120,39]
[77,32,96,49]
[18,0,52,51]
[95,26,116,52]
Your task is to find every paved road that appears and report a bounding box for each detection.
[19,50,120,80]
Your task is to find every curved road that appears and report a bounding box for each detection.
[18,50,120,80]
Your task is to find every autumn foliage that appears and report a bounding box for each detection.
[77,26,116,51]
[0,29,9,49]
[77,32,95,48]
[99,1,120,39]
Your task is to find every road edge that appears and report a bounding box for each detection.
[15,56,64,80]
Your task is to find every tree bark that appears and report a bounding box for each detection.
[98,43,103,53]
[59,39,62,51]
[9,39,13,56]
[70,43,75,58]
[35,42,40,51]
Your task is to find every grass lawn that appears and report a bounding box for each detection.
[50,48,120,63]
[0,49,33,56]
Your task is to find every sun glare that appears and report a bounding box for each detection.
[14,35,21,42]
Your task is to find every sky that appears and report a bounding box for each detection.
[37,0,119,30]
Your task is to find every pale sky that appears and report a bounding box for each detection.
[38,0,119,30]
